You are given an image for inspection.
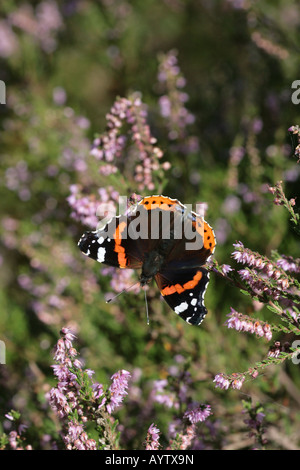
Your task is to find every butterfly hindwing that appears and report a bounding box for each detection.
[155,267,210,325]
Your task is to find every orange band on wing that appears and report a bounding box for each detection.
[203,221,216,252]
[161,270,202,296]
[140,196,180,211]
[192,217,216,253]
[114,221,127,268]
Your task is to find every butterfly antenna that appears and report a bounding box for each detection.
[144,287,150,325]
[106,281,140,303]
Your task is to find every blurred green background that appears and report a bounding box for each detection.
[0,0,300,449]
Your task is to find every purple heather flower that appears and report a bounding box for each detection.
[85,369,95,378]
[73,359,82,369]
[252,118,263,134]
[64,420,97,450]
[48,329,133,449]
[89,95,168,191]
[152,379,168,392]
[238,269,251,280]
[213,374,230,390]
[145,423,160,450]
[51,364,71,381]
[8,431,18,450]
[222,195,241,214]
[184,404,212,424]
[53,86,67,105]
[221,264,233,275]
[102,266,141,295]
[92,383,106,409]
[178,425,197,450]
[226,0,248,10]
[232,241,244,249]
[154,392,179,409]
[159,95,171,117]
[67,185,120,229]
[263,324,272,341]
[231,375,245,390]
[152,379,179,409]
[226,311,242,331]
[253,321,264,337]
[157,50,198,149]
[107,369,131,414]
[225,308,272,341]
[0,21,19,58]
[61,328,76,348]
[213,373,245,391]
[277,256,300,273]
[232,250,246,263]
[53,338,66,363]
[48,387,71,418]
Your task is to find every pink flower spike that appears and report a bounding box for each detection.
[184,404,212,424]
[107,369,131,414]
[145,423,161,450]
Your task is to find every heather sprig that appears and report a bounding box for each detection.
[144,423,161,450]
[166,404,212,450]
[151,359,192,412]
[67,184,119,229]
[183,404,212,425]
[225,308,272,341]
[150,359,212,450]
[211,207,300,392]
[242,399,267,449]
[214,341,299,392]
[211,241,300,311]
[231,241,300,303]
[167,425,196,450]
[196,251,297,388]
[0,410,32,450]
[157,49,199,153]
[210,255,296,310]
[213,373,246,391]
[276,255,300,274]
[288,125,300,163]
[268,180,300,231]
[48,327,131,450]
[90,94,170,192]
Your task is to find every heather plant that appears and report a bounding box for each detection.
[47,327,130,450]
[0,329,213,450]
[210,153,300,390]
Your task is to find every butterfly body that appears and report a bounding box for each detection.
[78,195,216,325]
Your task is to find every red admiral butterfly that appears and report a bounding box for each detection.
[78,195,216,325]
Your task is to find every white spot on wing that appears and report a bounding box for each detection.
[174,302,188,314]
[97,247,106,262]
[191,298,197,306]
